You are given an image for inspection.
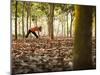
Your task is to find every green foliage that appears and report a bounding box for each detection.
[11,1,75,20]
[11,0,16,16]
[17,2,23,17]
[11,1,23,17]
[31,3,48,17]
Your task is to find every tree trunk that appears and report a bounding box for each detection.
[30,3,31,28]
[15,1,18,39]
[67,13,69,37]
[18,21,21,36]
[64,16,66,37]
[94,7,96,39]
[62,20,64,37]
[94,13,96,39]
[73,5,93,70]
[30,15,31,28]
[22,2,25,38]
[56,20,60,37]
[48,3,54,39]
[47,19,50,37]
[26,10,28,32]
[70,11,73,38]
[26,2,29,32]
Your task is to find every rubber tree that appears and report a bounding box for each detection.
[26,2,30,32]
[15,1,18,39]
[22,2,25,38]
[68,5,74,38]
[73,5,94,70]
[48,3,55,39]
[67,12,69,37]
[29,2,32,28]
[69,10,74,38]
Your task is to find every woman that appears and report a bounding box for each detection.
[25,26,42,38]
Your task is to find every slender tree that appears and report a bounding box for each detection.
[48,3,54,39]
[47,19,51,37]
[61,15,64,37]
[29,2,32,28]
[67,12,69,37]
[69,10,73,37]
[26,2,29,32]
[18,21,21,36]
[64,15,66,37]
[73,5,94,70]
[22,2,25,38]
[15,1,18,39]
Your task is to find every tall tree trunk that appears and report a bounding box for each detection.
[22,2,25,38]
[67,13,69,37]
[15,1,18,39]
[70,11,73,38]
[64,15,66,37]
[26,10,29,32]
[26,2,29,32]
[56,20,60,37]
[47,18,51,37]
[62,20,64,37]
[30,15,31,28]
[18,21,21,36]
[73,5,94,70]
[48,3,54,39]
[30,3,31,28]
[94,7,96,39]
[94,13,96,39]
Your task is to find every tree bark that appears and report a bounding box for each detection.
[18,21,21,36]
[30,3,31,28]
[47,18,51,37]
[62,19,64,37]
[67,13,69,37]
[73,5,93,70]
[15,1,18,39]
[70,11,73,37]
[26,10,28,32]
[48,3,54,39]
[94,7,96,39]
[22,2,25,38]
[26,2,29,32]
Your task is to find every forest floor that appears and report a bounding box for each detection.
[11,37,96,74]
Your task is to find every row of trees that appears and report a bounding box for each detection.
[12,1,32,39]
[12,0,75,39]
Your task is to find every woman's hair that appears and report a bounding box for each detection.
[39,26,42,31]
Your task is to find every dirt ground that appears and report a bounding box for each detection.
[11,37,96,74]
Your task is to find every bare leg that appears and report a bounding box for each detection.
[32,32,38,38]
